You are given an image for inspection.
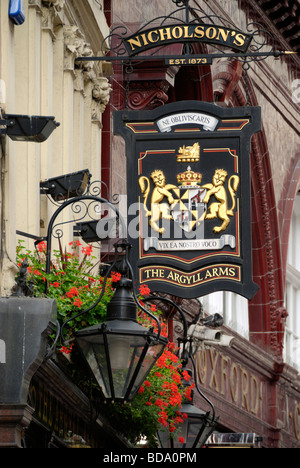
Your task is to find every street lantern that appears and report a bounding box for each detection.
[40,179,219,442]
[157,369,217,448]
[75,276,167,402]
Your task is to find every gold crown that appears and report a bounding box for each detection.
[177,167,202,186]
[177,142,200,163]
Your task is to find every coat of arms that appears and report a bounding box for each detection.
[138,154,239,251]
[114,100,261,300]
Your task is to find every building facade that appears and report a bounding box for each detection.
[0,0,120,449]
[0,0,299,448]
[107,0,300,448]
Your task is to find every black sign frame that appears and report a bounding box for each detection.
[114,101,261,300]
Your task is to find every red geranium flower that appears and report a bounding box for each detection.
[73,297,83,308]
[111,271,122,282]
[82,244,93,256]
[66,287,79,298]
[139,284,151,296]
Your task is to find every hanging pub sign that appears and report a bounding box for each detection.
[114,101,261,300]
[124,23,253,56]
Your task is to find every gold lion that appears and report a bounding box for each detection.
[202,169,240,233]
[139,170,177,234]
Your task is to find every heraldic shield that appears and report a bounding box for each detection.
[171,177,207,233]
[114,101,261,300]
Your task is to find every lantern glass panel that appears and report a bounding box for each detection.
[76,324,166,401]
[158,416,204,448]
[77,334,111,397]
[126,341,166,397]
[157,401,210,449]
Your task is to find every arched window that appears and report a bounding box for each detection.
[284,192,300,371]
[202,292,249,339]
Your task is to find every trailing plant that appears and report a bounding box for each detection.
[16,239,113,339]
[16,239,192,446]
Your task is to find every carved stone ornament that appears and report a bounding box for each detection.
[92,78,112,114]
[128,80,170,110]
[64,25,94,75]
[41,0,65,33]
[28,0,42,7]
[42,0,65,10]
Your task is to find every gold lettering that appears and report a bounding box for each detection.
[209,348,219,393]
[145,269,152,279]
[148,30,160,43]
[179,275,187,284]
[183,25,193,39]
[230,363,239,403]
[185,275,192,285]
[206,26,217,40]
[126,26,248,55]
[221,355,230,396]
[159,27,172,42]
[172,26,184,39]
[174,272,180,283]
[151,269,161,277]
[250,374,259,415]
[212,268,218,277]
[140,33,149,46]
[229,267,236,277]
[167,271,174,281]
[197,272,203,282]
[233,33,246,48]
[205,269,212,279]
[196,349,207,384]
[241,367,250,411]
[216,28,230,43]
[127,36,142,52]
[194,25,205,38]
[219,267,229,276]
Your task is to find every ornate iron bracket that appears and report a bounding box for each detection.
[75,0,295,69]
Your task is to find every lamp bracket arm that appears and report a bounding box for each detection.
[125,259,162,339]
[142,296,188,344]
[43,320,61,361]
[190,354,216,422]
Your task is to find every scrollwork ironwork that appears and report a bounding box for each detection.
[82,1,286,68]
[172,0,189,7]
[43,177,126,293]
